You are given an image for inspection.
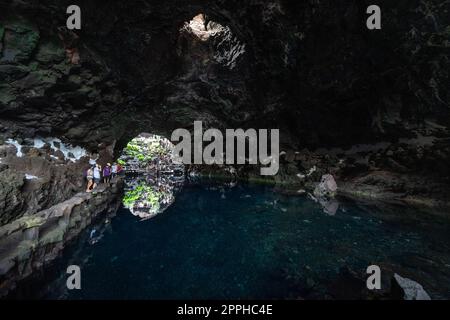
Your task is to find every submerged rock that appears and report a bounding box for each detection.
[318,198,340,216]
[393,273,431,300]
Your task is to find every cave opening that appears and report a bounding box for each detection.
[177,12,246,71]
[182,13,214,42]
[1,0,450,301]
[119,133,184,220]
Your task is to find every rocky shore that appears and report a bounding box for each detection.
[1,0,449,300]
[187,123,450,212]
[0,179,122,297]
[0,134,121,297]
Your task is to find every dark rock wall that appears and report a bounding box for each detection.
[0,0,449,297]
[0,179,123,297]
[0,144,85,225]
[0,0,449,221]
[0,4,127,150]
[1,0,449,149]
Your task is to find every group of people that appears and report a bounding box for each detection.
[85,162,123,192]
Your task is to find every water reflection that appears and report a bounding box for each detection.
[123,173,184,220]
[318,198,340,216]
[8,181,450,300]
[308,193,340,216]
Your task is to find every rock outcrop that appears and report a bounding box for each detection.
[0,179,123,297]
[392,273,431,300]
[0,138,112,224]
[314,174,338,198]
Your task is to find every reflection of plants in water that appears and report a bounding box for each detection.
[123,183,162,215]
[122,176,182,220]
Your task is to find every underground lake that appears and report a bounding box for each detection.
[1,1,450,306]
[6,176,450,300]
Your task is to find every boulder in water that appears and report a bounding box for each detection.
[393,274,431,300]
[314,174,338,198]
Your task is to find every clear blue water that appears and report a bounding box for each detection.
[8,179,450,299]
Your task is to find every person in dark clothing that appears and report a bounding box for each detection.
[103,163,111,184]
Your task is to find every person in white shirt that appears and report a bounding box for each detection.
[85,167,94,192]
[111,163,118,179]
[93,164,101,189]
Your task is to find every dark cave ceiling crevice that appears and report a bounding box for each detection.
[0,0,449,154]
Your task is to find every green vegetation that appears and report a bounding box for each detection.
[123,183,163,213]
[120,135,171,168]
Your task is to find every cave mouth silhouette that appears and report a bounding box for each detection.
[119,133,176,173]
[177,12,246,70]
[182,13,213,41]
[119,132,184,221]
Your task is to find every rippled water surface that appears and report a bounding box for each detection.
[9,180,450,299]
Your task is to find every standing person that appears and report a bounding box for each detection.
[85,167,94,192]
[93,164,101,189]
[111,163,118,179]
[103,163,111,184]
[117,163,124,175]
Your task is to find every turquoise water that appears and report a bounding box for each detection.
[8,179,450,299]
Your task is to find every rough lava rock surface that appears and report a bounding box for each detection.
[0,0,449,223]
[393,273,432,300]
[1,0,449,148]
[314,174,338,198]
